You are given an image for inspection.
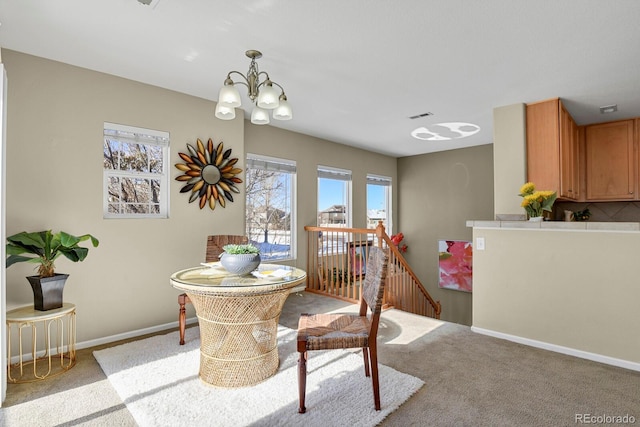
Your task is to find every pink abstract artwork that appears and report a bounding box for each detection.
[438,240,472,292]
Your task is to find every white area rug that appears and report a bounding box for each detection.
[94,326,424,427]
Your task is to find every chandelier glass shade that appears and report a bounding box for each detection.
[214,103,236,120]
[250,107,270,125]
[215,50,292,124]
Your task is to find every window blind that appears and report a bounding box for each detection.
[247,154,296,173]
[367,174,391,186]
[104,122,169,147]
[318,165,352,181]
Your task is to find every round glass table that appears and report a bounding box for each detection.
[170,263,306,388]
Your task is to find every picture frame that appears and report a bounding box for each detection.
[438,240,473,292]
[348,240,372,279]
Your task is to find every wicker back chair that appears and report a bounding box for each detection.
[178,235,248,345]
[296,245,389,413]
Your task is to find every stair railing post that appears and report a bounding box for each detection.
[375,221,385,248]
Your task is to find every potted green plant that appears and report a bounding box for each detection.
[219,243,261,275]
[6,230,99,311]
[573,208,591,221]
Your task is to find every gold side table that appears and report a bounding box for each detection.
[6,302,76,383]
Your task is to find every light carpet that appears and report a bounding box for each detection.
[93,326,424,427]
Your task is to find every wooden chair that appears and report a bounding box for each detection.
[296,245,389,413]
[178,234,248,345]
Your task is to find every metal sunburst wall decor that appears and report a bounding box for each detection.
[175,138,243,210]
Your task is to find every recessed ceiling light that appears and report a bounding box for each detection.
[411,127,449,141]
[411,122,480,141]
[599,104,618,114]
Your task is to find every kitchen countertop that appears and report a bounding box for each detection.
[466,220,640,231]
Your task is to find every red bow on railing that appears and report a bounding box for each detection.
[390,233,408,253]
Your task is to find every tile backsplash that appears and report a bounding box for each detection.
[554,201,640,222]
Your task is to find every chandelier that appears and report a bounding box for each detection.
[215,50,292,125]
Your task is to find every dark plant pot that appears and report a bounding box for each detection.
[26,274,69,311]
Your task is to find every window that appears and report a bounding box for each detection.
[317,166,352,227]
[366,174,392,232]
[103,122,169,218]
[245,154,296,261]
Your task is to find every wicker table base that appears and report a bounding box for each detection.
[171,264,306,388]
[187,289,290,387]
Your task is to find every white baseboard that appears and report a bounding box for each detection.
[76,288,305,353]
[471,326,640,372]
[76,316,199,352]
[9,317,199,364]
[8,317,200,364]
[15,288,306,363]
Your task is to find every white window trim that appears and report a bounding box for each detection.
[246,153,297,261]
[317,165,353,228]
[103,122,170,219]
[366,173,393,233]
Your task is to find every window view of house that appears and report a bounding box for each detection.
[103,122,169,218]
[366,174,392,232]
[317,166,352,227]
[245,154,296,260]
[316,166,352,253]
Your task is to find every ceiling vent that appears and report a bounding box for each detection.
[599,104,618,114]
[409,112,433,119]
[137,0,161,7]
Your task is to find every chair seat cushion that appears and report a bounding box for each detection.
[298,313,371,351]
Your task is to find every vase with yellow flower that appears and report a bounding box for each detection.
[518,182,557,221]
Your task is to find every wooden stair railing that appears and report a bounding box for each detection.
[381,231,442,319]
[304,222,441,319]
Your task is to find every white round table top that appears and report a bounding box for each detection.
[170,263,306,295]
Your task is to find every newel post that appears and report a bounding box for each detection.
[375,221,385,248]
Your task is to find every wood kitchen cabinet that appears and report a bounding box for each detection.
[526,98,579,200]
[585,119,635,200]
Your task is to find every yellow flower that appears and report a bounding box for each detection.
[518,182,557,218]
[519,182,536,195]
[532,191,545,203]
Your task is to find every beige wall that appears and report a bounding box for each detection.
[492,103,527,217]
[397,145,494,325]
[472,226,640,365]
[2,50,398,345]
[2,49,246,343]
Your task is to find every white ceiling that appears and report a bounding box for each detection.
[1,0,640,158]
